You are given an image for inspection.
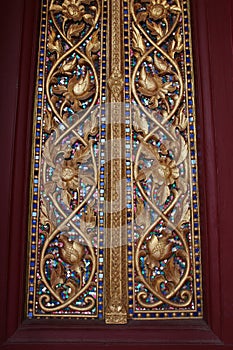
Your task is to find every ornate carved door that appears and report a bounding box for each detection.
[25,0,202,325]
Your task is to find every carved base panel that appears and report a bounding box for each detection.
[26,0,202,323]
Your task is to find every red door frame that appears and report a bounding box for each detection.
[1,0,233,348]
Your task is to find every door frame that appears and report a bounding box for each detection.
[0,0,233,348]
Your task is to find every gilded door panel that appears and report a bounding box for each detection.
[26,0,202,323]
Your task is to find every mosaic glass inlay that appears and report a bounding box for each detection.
[26,0,202,323]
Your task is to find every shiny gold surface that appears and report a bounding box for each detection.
[27,0,202,323]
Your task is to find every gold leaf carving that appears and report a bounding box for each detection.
[61,188,73,207]
[132,23,146,58]
[62,1,85,21]
[49,4,63,12]
[135,197,150,227]
[138,66,175,108]
[152,275,166,294]
[44,109,57,134]
[136,10,148,23]
[174,106,188,131]
[83,13,95,25]
[59,57,77,75]
[48,27,63,59]
[86,30,100,62]
[67,23,85,40]
[74,143,93,164]
[164,256,181,285]
[83,109,99,141]
[50,262,66,290]
[81,204,96,231]
[153,53,170,73]
[133,106,148,136]
[168,27,183,58]
[52,85,68,95]
[40,199,50,227]
[63,73,95,111]
[146,20,163,38]
[44,181,56,196]
[136,139,179,204]
[66,278,80,296]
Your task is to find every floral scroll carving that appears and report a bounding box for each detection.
[28,0,201,321]
[36,0,100,315]
[131,0,194,312]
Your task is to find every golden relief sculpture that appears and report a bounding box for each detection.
[131,0,195,312]
[27,0,202,323]
[35,0,101,316]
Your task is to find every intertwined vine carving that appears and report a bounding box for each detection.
[37,0,100,314]
[131,0,194,310]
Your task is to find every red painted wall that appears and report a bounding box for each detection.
[0,0,233,348]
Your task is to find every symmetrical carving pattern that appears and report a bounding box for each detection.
[27,0,202,322]
[105,0,128,324]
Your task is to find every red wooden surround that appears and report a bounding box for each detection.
[0,0,233,349]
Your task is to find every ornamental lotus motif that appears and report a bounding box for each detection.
[138,66,175,108]
[64,73,95,111]
[53,72,95,112]
[145,233,173,269]
[58,235,85,275]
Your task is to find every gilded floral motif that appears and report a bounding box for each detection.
[58,234,85,275]
[151,157,179,193]
[138,66,176,108]
[62,0,86,21]
[136,139,179,204]
[145,233,173,269]
[53,72,95,112]
[147,0,170,20]
[64,73,95,111]
[50,0,96,25]
[134,0,181,39]
[52,160,79,191]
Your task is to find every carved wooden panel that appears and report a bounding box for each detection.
[26,0,202,324]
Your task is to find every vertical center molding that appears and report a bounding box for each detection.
[105,0,128,324]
